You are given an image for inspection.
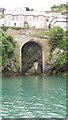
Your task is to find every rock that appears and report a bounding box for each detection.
[44,65,51,72]
[3,58,14,72]
[34,62,38,71]
[49,47,64,64]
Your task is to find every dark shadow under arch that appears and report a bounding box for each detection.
[21,41,43,74]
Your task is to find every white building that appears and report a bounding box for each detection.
[4,7,47,29]
[45,11,62,28]
[51,15,68,30]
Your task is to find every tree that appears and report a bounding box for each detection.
[51,4,68,12]
[2,32,14,65]
[49,27,67,74]
[49,26,64,50]
[1,29,19,72]
[7,35,15,46]
[24,22,29,29]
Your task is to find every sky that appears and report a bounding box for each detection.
[0,0,67,11]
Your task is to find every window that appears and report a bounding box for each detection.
[28,16,33,21]
[20,22,22,26]
[7,15,12,20]
[14,23,16,26]
[8,22,10,26]
[38,16,44,21]
[40,23,44,28]
[18,16,24,21]
[14,16,17,20]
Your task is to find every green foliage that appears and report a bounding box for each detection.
[1,26,9,31]
[49,26,64,50]
[65,30,68,49]
[58,30,67,51]
[59,35,66,50]
[51,52,66,68]
[49,26,67,74]
[11,26,23,30]
[7,35,15,46]
[1,29,19,72]
[24,22,29,29]
[13,62,19,72]
[2,44,7,65]
[51,4,68,12]
[13,55,19,72]
[0,56,2,71]
[35,31,49,38]
[36,31,46,37]
[0,14,4,18]
[50,52,66,74]
[2,31,14,65]
[30,9,34,11]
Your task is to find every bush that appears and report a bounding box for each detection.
[49,26,64,50]
[1,26,9,31]
[1,29,19,72]
[2,31,14,65]
[11,26,23,30]
[49,26,67,74]
[7,34,15,46]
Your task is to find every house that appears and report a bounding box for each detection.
[51,15,68,30]
[45,11,62,28]
[4,7,47,29]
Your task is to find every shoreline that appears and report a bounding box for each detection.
[0,71,67,78]
[1,72,23,77]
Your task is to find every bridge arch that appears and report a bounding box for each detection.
[20,39,45,51]
[19,40,45,73]
[14,35,51,73]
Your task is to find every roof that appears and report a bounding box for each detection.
[4,8,46,16]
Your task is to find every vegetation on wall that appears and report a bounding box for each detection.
[49,26,64,50]
[1,26,9,31]
[1,25,29,32]
[0,29,19,72]
[24,22,29,29]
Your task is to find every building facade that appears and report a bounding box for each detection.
[4,7,47,28]
[51,15,68,30]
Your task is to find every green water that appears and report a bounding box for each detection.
[2,75,66,118]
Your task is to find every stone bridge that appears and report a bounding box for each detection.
[14,35,51,73]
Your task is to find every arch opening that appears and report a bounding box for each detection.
[21,41,43,74]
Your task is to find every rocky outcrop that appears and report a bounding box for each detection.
[49,47,64,65]
[45,47,65,74]
[2,58,14,72]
